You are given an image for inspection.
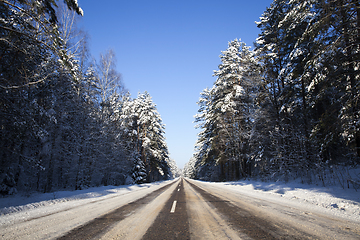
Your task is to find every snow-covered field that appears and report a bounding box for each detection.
[0,177,359,226]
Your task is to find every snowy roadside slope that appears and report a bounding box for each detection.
[195,179,360,222]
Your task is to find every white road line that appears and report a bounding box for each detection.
[177,189,180,191]
[170,200,177,213]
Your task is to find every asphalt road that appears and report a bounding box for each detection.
[2,178,360,239]
[58,178,360,240]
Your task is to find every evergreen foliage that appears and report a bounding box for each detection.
[186,0,360,183]
[0,0,174,195]
[121,92,172,183]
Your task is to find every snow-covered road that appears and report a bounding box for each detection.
[0,177,359,239]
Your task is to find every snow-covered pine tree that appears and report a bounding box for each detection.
[254,0,316,179]
[134,92,171,182]
[131,153,147,184]
[183,157,197,179]
[193,87,217,177]
[167,158,180,178]
[253,0,359,181]
[120,92,172,182]
[306,0,360,163]
[187,0,360,183]
[192,39,261,181]
[212,39,260,180]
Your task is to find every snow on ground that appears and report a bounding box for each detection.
[0,176,359,224]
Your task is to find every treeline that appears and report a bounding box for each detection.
[184,0,360,183]
[0,0,178,195]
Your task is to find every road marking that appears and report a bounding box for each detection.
[170,200,177,213]
[178,188,180,191]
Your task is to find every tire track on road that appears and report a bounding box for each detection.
[141,178,190,240]
[59,180,178,240]
[185,179,314,239]
[184,179,246,240]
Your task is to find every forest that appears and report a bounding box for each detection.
[0,0,179,195]
[184,0,360,185]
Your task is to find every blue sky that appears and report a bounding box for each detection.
[77,0,273,169]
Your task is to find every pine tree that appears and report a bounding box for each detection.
[213,39,261,179]
[193,40,261,181]
[309,0,360,162]
[131,153,147,184]
[254,0,317,178]
[187,0,360,182]
[134,92,171,181]
[120,92,172,182]
[194,88,217,171]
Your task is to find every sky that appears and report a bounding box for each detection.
[77,0,273,169]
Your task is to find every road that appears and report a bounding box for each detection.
[1,178,360,239]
